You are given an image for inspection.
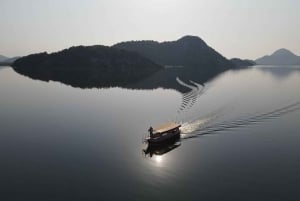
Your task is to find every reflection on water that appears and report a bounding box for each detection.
[0,66,9,70]
[258,65,300,79]
[1,66,300,201]
[13,65,222,93]
[143,137,181,158]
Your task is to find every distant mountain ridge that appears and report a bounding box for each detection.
[0,55,20,65]
[113,35,235,73]
[0,55,8,62]
[256,48,300,65]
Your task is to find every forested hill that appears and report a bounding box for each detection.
[230,58,256,67]
[12,45,163,88]
[113,35,235,72]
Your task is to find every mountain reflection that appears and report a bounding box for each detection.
[13,66,223,93]
[258,66,300,79]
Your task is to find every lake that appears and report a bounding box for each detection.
[0,65,300,201]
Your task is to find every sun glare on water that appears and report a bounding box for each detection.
[154,155,163,163]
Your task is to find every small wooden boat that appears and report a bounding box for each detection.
[146,122,181,145]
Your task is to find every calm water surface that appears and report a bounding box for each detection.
[0,66,300,201]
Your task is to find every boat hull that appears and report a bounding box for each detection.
[143,138,181,157]
[147,129,180,145]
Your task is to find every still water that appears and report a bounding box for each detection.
[0,66,300,200]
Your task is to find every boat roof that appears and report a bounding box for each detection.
[154,122,181,133]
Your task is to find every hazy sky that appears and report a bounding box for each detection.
[1,0,300,59]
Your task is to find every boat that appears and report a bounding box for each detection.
[146,122,181,145]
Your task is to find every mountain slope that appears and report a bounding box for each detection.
[0,55,8,62]
[0,56,21,65]
[4,56,20,63]
[113,35,235,73]
[256,48,300,65]
[230,58,256,67]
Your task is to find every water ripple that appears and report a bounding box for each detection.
[176,77,206,114]
[180,101,300,139]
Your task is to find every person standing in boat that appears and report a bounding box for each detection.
[148,126,154,138]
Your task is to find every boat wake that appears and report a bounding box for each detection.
[180,101,300,139]
[176,77,206,113]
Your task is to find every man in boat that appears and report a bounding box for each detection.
[148,126,154,138]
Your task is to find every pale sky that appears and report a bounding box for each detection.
[1,0,300,59]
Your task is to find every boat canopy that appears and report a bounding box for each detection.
[154,122,181,134]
